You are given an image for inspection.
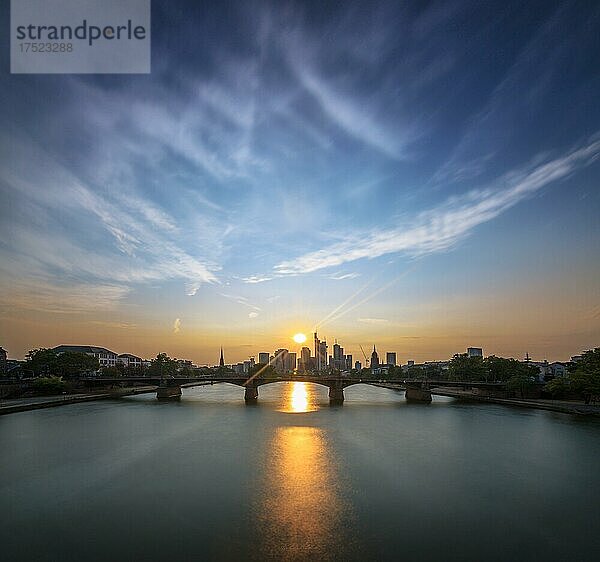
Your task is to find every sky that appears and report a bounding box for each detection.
[1,0,599,364]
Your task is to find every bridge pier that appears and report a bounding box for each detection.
[405,386,432,403]
[329,386,344,405]
[156,384,182,400]
[244,386,259,404]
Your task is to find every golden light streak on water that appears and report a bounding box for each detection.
[290,382,309,412]
[279,382,319,413]
[257,425,349,559]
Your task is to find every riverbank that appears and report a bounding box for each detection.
[434,388,600,416]
[373,383,600,416]
[0,386,157,415]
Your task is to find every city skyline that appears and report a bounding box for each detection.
[1,1,599,364]
[1,334,589,369]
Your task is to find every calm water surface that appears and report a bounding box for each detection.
[1,382,599,561]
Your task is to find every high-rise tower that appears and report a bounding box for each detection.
[371,345,380,371]
[219,347,225,367]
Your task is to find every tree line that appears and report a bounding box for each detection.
[21,349,198,379]
[544,348,600,403]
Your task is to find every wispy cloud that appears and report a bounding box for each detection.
[219,293,261,312]
[275,138,600,274]
[0,279,130,314]
[358,317,389,324]
[248,311,259,319]
[284,25,415,159]
[0,130,220,303]
[173,318,181,334]
[327,272,360,280]
[242,275,273,284]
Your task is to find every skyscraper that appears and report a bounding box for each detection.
[285,352,297,373]
[371,345,380,372]
[319,340,328,372]
[386,352,397,366]
[345,354,353,370]
[273,349,288,374]
[332,341,345,370]
[219,347,224,367]
[299,347,311,372]
[258,352,270,365]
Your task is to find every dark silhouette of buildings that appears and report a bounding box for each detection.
[371,345,380,372]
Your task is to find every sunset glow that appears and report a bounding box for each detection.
[293,333,307,344]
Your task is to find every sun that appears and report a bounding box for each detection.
[292,332,307,344]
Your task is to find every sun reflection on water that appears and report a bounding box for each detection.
[280,381,319,413]
[257,425,350,559]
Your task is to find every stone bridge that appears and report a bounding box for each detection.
[83,375,508,405]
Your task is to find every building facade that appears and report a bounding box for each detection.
[0,346,7,376]
[53,345,118,368]
[117,353,143,369]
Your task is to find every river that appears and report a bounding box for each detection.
[1,382,599,561]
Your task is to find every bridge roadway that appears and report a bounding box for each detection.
[82,376,508,404]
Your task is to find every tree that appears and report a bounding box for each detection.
[405,365,425,379]
[545,377,570,399]
[569,348,600,374]
[33,376,66,394]
[25,349,98,378]
[26,348,58,376]
[102,364,125,377]
[485,356,538,382]
[448,354,487,381]
[54,352,99,377]
[506,374,535,398]
[179,365,195,377]
[567,348,600,403]
[147,353,179,378]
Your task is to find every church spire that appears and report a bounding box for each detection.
[219,347,224,367]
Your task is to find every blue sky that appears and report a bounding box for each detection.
[1,0,599,363]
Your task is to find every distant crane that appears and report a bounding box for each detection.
[359,345,369,368]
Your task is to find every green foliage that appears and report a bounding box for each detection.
[405,365,425,379]
[26,349,99,378]
[545,377,570,398]
[178,365,195,377]
[566,349,600,402]
[568,348,600,375]
[486,356,537,382]
[55,352,99,377]
[147,353,179,377]
[448,354,487,381]
[32,376,66,394]
[102,364,124,377]
[506,374,535,398]
[26,348,58,376]
[570,371,600,394]
[447,354,539,382]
